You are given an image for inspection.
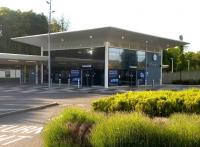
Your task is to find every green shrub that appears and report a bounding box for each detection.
[90,112,200,147]
[164,113,200,147]
[42,107,105,147]
[90,112,159,147]
[43,108,200,147]
[92,89,200,116]
[172,79,200,85]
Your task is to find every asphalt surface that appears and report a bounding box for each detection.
[0,84,199,146]
[0,85,110,147]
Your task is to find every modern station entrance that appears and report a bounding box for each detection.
[49,47,142,87]
[50,48,105,87]
[12,27,187,88]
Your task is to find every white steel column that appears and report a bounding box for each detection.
[24,65,27,84]
[35,64,38,85]
[41,47,44,84]
[104,42,109,88]
[160,50,163,85]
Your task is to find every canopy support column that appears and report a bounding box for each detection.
[104,42,109,88]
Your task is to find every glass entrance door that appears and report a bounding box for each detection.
[129,69,136,87]
[82,68,93,87]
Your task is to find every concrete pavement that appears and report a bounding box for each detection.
[0,84,199,146]
[0,85,110,147]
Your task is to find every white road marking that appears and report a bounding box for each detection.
[0,125,43,146]
[0,135,15,142]
[2,136,32,146]
[0,109,23,111]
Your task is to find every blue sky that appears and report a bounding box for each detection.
[0,0,199,52]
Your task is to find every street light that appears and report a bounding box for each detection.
[145,40,148,88]
[170,58,174,73]
[187,59,190,71]
[0,25,3,37]
[46,0,54,88]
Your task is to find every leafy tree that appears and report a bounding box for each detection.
[59,15,70,31]
[163,47,181,72]
[51,16,70,32]
[0,7,70,55]
[0,7,48,55]
[163,47,200,72]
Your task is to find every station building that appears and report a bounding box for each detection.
[2,27,187,88]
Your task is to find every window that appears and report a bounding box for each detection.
[137,51,145,68]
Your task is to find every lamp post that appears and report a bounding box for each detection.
[0,25,3,37]
[187,59,190,71]
[46,0,53,88]
[145,40,148,88]
[170,58,174,73]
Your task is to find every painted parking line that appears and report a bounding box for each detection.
[0,125,43,146]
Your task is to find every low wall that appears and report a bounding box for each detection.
[163,71,200,84]
[0,78,20,84]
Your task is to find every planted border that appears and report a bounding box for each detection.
[92,89,200,116]
[42,107,200,147]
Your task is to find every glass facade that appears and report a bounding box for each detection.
[108,48,146,86]
[43,47,161,87]
[47,47,105,86]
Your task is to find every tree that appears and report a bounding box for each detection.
[0,7,48,55]
[163,47,181,72]
[51,16,70,32]
[51,18,61,32]
[177,45,186,80]
[163,46,200,72]
[0,7,69,55]
[59,15,70,31]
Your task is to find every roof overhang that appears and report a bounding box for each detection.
[11,27,189,52]
[0,53,48,65]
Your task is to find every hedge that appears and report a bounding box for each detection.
[172,79,200,85]
[92,89,200,116]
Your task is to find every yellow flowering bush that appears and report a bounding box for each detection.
[92,89,200,116]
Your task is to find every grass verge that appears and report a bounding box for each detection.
[43,107,200,147]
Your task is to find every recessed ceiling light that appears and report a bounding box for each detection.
[8,60,19,62]
[26,61,36,63]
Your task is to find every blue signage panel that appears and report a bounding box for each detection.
[109,70,119,86]
[137,70,145,85]
[70,69,81,85]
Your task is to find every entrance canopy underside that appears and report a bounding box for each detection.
[11,27,189,52]
[0,53,48,65]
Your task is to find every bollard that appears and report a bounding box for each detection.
[78,78,80,88]
[152,80,154,87]
[59,79,61,88]
[50,79,53,86]
[145,79,147,89]
[19,75,22,85]
[68,78,70,87]
[137,79,140,88]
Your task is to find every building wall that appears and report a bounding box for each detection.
[146,52,161,85]
[163,71,200,84]
[108,47,161,86]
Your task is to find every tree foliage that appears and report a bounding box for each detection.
[163,47,200,72]
[0,7,70,55]
[51,16,70,32]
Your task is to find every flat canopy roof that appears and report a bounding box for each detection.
[0,53,48,65]
[12,27,189,52]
